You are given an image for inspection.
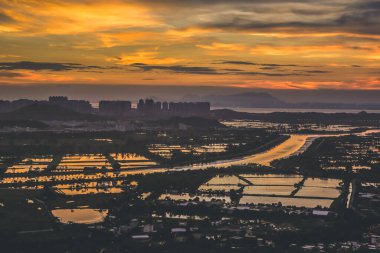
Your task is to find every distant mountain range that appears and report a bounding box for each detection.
[191,92,380,110]
[198,92,286,108]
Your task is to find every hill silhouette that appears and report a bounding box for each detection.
[212,109,380,125]
[155,116,225,129]
[0,103,100,121]
[0,120,49,129]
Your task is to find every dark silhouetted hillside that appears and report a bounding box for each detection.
[155,116,225,129]
[0,104,100,121]
[212,109,380,126]
[0,120,49,129]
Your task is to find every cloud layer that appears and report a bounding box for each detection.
[0,0,379,89]
[0,61,103,71]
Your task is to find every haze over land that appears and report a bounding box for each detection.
[2,85,380,109]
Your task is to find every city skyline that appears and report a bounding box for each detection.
[0,0,379,89]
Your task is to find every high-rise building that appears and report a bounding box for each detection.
[99,101,132,115]
[138,99,162,114]
[136,98,210,116]
[162,102,169,111]
[49,96,68,103]
[137,99,145,112]
[48,96,92,113]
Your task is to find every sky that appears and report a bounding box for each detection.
[0,0,379,89]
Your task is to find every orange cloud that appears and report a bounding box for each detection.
[250,45,345,56]
[195,42,248,56]
[0,1,162,35]
[248,44,380,60]
[108,50,186,65]
[0,54,20,59]
[0,70,97,84]
[166,28,213,38]
[96,31,162,48]
[247,32,380,40]
[231,79,380,90]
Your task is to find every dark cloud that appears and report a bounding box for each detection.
[129,63,316,77]
[290,8,328,16]
[130,63,221,75]
[262,63,300,67]
[297,70,332,74]
[0,12,14,23]
[348,46,373,51]
[175,1,380,36]
[352,1,380,10]
[216,60,259,66]
[260,66,279,70]
[222,68,244,72]
[0,61,105,71]
[199,19,329,32]
[215,60,309,68]
[0,71,25,78]
[236,71,307,77]
[125,0,321,6]
[335,8,380,35]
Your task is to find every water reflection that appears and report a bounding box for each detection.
[187,135,313,168]
[243,185,295,196]
[239,196,334,208]
[197,174,343,209]
[183,129,378,169]
[52,208,108,224]
[296,187,341,199]
[159,193,231,203]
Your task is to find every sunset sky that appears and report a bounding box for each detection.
[0,0,379,89]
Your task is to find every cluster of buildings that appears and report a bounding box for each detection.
[294,237,380,252]
[0,97,211,117]
[94,209,378,252]
[99,100,132,116]
[135,99,210,116]
[48,96,92,114]
[98,216,278,251]
[158,194,337,218]
[0,96,92,114]
[94,196,377,252]
[99,99,210,116]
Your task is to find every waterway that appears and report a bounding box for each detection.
[176,129,379,169]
